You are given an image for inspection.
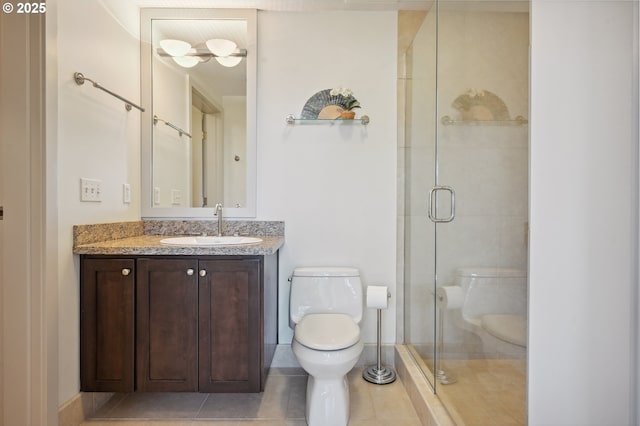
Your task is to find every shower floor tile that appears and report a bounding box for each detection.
[434,358,526,426]
[83,367,421,425]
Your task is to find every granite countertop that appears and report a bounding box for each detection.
[74,234,284,256]
[73,220,285,256]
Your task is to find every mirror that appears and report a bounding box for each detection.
[141,9,256,218]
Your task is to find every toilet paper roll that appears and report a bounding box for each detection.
[366,285,389,309]
[436,286,464,310]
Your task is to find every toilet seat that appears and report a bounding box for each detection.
[294,313,360,350]
[481,314,527,347]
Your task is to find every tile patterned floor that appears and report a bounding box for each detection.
[83,368,422,426]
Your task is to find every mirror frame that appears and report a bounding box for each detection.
[140,8,257,218]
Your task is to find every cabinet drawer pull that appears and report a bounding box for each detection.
[121,268,131,276]
[187,269,194,276]
[199,270,207,277]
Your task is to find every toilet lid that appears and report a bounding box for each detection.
[295,313,360,351]
[481,314,527,347]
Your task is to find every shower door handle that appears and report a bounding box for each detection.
[427,186,456,223]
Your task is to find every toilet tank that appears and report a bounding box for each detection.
[289,267,363,327]
[455,267,527,321]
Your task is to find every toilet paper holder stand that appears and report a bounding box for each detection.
[363,291,397,385]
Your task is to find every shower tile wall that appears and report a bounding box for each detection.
[403,9,529,354]
[437,125,529,286]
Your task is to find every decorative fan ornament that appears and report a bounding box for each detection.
[300,88,361,119]
[452,89,510,121]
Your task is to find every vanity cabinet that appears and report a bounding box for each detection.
[136,258,199,392]
[80,258,135,392]
[198,259,261,392]
[80,254,277,394]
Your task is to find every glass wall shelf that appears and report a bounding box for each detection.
[441,115,528,126]
[286,114,370,125]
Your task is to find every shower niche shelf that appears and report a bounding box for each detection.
[286,114,370,125]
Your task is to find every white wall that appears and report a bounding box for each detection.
[56,0,141,404]
[529,1,637,424]
[192,105,204,205]
[223,96,247,207]
[205,112,224,205]
[256,11,398,344]
[152,57,191,207]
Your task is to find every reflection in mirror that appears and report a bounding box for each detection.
[141,9,256,218]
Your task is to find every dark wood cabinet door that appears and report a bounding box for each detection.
[80,258,135,392]
[137,258,198,392]
[198,258,262,392]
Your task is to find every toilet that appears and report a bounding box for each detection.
[289,267,364,426]
[453,267,527,357]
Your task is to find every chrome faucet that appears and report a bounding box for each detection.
[214,203,224,237]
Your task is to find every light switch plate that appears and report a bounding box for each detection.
[123,183,131,204]
[80,178,102,202]
[171,189,182,205]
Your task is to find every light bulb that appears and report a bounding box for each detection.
[215,56,243,67]
[159,39,191,57]
[172,56,199,68]
[206,39,237,57]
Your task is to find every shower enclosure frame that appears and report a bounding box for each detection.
[401,0,530,421]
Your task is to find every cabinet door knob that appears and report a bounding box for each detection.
[187,268,194,276]
[199,270,207,277]
[121,268,131,276]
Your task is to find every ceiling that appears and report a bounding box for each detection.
[98,0,433,37]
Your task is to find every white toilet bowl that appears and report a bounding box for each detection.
[292,322,364,426]
[289,268,364,426]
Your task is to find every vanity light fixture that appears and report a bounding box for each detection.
[215,51,243,67]
[205,38,237,57]
[193,43,212,63]
[159,39,191,57]
[158,38,246,68]
[172,56,199,68]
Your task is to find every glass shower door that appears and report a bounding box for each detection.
[432,2,529,424]
[403,0,529,422]
[402,6,438,388]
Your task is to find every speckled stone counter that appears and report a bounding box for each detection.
[73,220,284,256]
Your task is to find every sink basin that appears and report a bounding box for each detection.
[160,236,263,246]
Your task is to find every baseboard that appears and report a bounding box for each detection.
[58,392,113,426]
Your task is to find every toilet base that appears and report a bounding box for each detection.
[292,339,363,426]
[306,376,349,426]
